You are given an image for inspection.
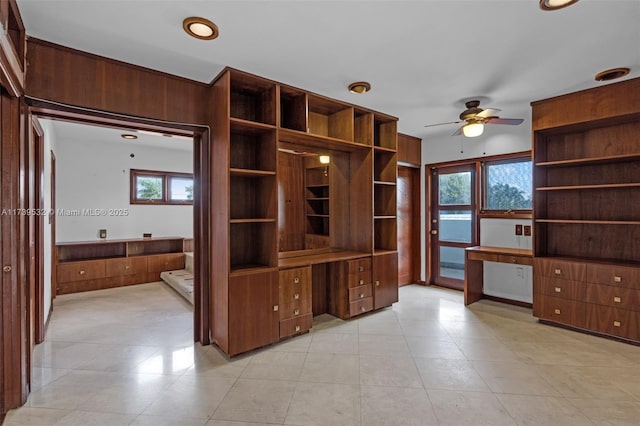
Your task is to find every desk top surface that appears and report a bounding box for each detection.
[278,249,371,268]
[466,246,533,257]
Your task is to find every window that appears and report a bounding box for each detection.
[131,169,193,205]
[483,158,532,212]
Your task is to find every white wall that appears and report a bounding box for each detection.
[55,135,193,242]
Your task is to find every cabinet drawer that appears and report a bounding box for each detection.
[586,264,640,288]
[349,296,373,317]
[279,266,312,302]
[347,258,372,274]
[279,313,313,339]
[537,276,584,300]
[57,260,106,282]
[535,258,586,281]
[497,254,533,266]
[539,295,586,328]
[467,251,498,262]
[348,283,373,302]
[279,299,312,321]
[585,283,640,311]
[105,257,147,276]
[348,271,372,288]
[587,304,640,341]
[147,253,185,272]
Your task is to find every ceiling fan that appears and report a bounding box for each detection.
[424,100,524,137]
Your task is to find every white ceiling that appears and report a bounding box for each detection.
[18,1,640,161]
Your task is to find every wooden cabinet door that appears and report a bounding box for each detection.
[229,270,279,356]
[373,253,398,310]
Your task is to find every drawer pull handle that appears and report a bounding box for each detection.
[359,293,364,298]
[294,293,299,300]
[359,279,364,285]
[359,266,364,272]
[294,277,299,284]
[273,305,279,312]
[554,309,561,315]
[125,265,130,270]
[554,269,561,275]
[554,287,561,293]
[361,306,366,312]
[614,276,622,283]
[295,325,301,332]
[294,309,299,316]
[79,270,86,275]
[613,296,621,303]
[613,321,621,327]
[375,280,380,287]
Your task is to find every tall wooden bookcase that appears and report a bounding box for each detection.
[531,77,640,343]
[211,68,398,355]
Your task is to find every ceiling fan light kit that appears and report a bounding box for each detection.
[539,0,580,11]
[462,122,484,138]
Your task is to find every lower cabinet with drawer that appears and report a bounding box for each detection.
[328,257,374,319]
[534,257,640,344]
[278,266,313,339]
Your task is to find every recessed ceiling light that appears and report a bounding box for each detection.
[183,17,219,40]
[348,81,371,94]
[539,0,580,11]
[595,67,630,82]
[121,134,137,140]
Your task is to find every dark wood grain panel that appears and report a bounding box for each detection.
[349,297,373,317]
[105,256,147,276]
[534,258,586,281]
[57,273,148,295]
[57,260,106,283]
[585,283,640,311]
[586,263,640,288]
[587,304,640,341]
[537,276,585,301]
[25,39,209,124]
[279,313,312,339]
[311,263,327,316]
[397,133,421,166]
[348,283,373,302]
[397,166,420,286]
[278,266,311,307]
[278,151,305,251]
[538,295,587,328]
[373,252,398,309]
[531,77,640,131]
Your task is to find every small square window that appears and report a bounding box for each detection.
[170,177,194,202]
[131,170,193,205]
[135,175,164,201]
[483,159,532,211]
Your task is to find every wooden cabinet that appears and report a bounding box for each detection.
[278,266,312,339]
[373,252,399,310]
[228,270,279,355]
[532,77,640,343]
[211,67,399,355]
[56,237,185,294]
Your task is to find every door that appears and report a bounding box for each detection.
[397,166,420,285]
[429,165,477,290]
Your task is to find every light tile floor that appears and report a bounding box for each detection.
[5,282,640,425]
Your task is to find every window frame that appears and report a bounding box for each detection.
[480,156,532,217]
[130,169,194,205]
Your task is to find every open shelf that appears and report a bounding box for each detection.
[230,168,276,177]
[374,117,397,149]
[280,86,307,132]
[230,175,276,220]
[307,94,354,141]
[536,219,640,225]
[57,241,126,262]
[374,150,397,182]
[230,218,277,224]
[536,183,640,191]
[374,217,397,251]
[354,110,374,145]
[230,222,276,270]
[536,153,640,167]
[229,71,276,125]
[230,125,276,172]
[374,184,396,217]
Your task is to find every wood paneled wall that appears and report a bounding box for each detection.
[397,133,421,167]
[25,39,209,125]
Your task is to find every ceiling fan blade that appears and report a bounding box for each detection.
[476,108,501,118]
[452,125,464,136]
[485,117,524,125]
[424,120,461,128]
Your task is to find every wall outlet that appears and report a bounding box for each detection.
[524,225,532,236]
[515,224,523,236]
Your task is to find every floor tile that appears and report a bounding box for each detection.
[427,389,517,426]
[414,357,490,392]
[359,354,423,388]
[360,385,438,426]
[2,407,69,425]
[299,352,360,384]
[284,381,360,426]
[497,394,594,426]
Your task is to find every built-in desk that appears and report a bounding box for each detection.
[464,246,533,306]
[278,249,371,269]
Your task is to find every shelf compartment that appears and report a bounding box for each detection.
[354,110,374,145]
[306,200,329,216]
[374,117,397,149]
[374,150,397,182]
[537,160,640,188]
[536,219,640,225]
[57,242,126,262]
[536,153,640,167]
[374,184,396,217]
[280,86,307,131]
[230,222,276,270]
[230,125,276,172]
[229,71,276,125]
[128,238,183,256]
[541,188,640,222]
[230,218,276,224]
[305,166,329,186]
[535,222,640,263]
[230,168,276,177]
[306,215,329,236]
[374,217,397,251]
[230,175,276,220]
[279,128,371,153]
[308,94,354,141]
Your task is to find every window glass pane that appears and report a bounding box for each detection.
[439,246,465,280]
[439,172,471,205]
[136,175,163,200]
[485,160,532,210]
[170,177,193,201]
[439,210,472,243]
